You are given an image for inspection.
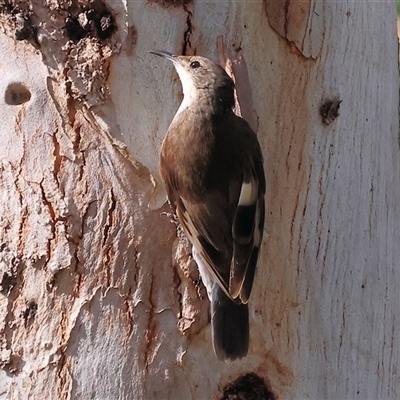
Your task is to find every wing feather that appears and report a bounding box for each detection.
[230,157,264,301]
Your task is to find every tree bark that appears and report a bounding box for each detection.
[0,1,399,399]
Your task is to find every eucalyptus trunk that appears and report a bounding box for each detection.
[0,1,399,399]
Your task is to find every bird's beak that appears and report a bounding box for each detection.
[149,50,178,63]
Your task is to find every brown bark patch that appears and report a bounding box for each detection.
[264,0,325,59]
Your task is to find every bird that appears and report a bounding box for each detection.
[150,50,265,361]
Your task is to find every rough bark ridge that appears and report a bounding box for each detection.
[0,0,399,399]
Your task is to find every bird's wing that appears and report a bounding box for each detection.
[230,118,266,303]
[160,112,265,304]
[176,148,265,304]
[232,155,265,303]
[176,192,233,299]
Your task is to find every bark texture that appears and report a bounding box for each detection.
[0,0,399,399]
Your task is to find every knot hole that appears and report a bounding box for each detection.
[5,82,31,105]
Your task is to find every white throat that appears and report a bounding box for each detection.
[174,63,197,115]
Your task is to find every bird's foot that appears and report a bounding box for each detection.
[161,211,179,226]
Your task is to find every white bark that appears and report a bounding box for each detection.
[0,1,399,399]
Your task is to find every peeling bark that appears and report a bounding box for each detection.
[264,0,325,58]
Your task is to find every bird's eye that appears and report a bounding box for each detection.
[190,61,201,69]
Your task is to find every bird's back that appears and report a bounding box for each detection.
[160,107,265,302]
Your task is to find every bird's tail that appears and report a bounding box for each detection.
[211,286,249,361]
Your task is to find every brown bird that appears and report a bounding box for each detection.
[150,50,265,361]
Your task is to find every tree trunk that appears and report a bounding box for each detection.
[0,1,399,399]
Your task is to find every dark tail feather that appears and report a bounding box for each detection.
[211,286,249,361]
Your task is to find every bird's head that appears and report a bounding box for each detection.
[150,50,235,113]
